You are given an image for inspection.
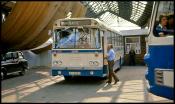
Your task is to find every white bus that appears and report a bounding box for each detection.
[51,18,124,80]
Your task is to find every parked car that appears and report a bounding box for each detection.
[1,51,29,80]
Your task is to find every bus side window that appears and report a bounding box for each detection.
[154,14,174,37]
[114,34,117,46]
[155,14,168,37]
[111,32,114,46]
[107,31,112,44]
[153,1,174,37]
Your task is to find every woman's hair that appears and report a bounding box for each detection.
[159,14,167,23]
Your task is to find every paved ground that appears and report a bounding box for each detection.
[1,66,173,103]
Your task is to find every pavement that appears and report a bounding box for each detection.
[1,66,173,103]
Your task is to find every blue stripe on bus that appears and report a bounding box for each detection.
[51,69,104,77]
[144,45,174,100]
[52,50,103,53]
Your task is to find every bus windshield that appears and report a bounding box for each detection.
[54,27,101,49]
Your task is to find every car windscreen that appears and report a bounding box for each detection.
[5,52,18,59]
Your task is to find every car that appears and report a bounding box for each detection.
[1,51,29,80]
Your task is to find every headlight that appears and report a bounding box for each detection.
[53,61,57,65]
[90,71,94,75]
[94,61,99,66]
[89,61,93,65]
[89,61,99,66]
[53,60,62,65]
[57,61,62,65]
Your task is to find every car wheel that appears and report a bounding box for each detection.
[19,68,25,76]
[1,72,4,80]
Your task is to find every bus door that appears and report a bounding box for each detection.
[103,30,108,74]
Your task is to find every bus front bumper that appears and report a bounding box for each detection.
[51,68,106,77]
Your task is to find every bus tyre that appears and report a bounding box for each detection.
[1,72,4,80]
[19,68,25,76]
[64,76,72,80]
[101,76,107,80]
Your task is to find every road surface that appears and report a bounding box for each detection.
[1,66,173,103]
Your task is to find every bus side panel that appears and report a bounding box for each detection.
[144,45,174,100]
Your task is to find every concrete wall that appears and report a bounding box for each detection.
[39,50,51,67]
[22,50,51,68]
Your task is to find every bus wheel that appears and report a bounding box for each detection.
[64,76,72,81]
[101,76,107,80]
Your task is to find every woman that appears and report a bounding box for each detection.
[155,14,169,37]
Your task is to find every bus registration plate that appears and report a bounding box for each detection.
[69,72,81,76]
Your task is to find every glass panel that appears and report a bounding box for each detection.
[125,37,140,54]
[12,53,18,59]
[107,32,112,44]
[126,37,139,43]
[1,54,5,61]
[112,32,115,45]
[54,28,101,49]
[114,34,117,46]
[5,53,12,59]
[116,35,119,46]
[131,1,147,21]
[120,36,122,46]
[18,52,23,59]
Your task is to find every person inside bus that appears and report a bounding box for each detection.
[77,28,85,48]
[56,30,70,48]
[77,28,90,48]
[66,29,78,46]
[57,29,76,48]
[155,14,168,37]
[105,44,119,85]
[129,48,136,66]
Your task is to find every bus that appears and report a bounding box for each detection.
[51,18,124,80]
[144,1,174,100]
